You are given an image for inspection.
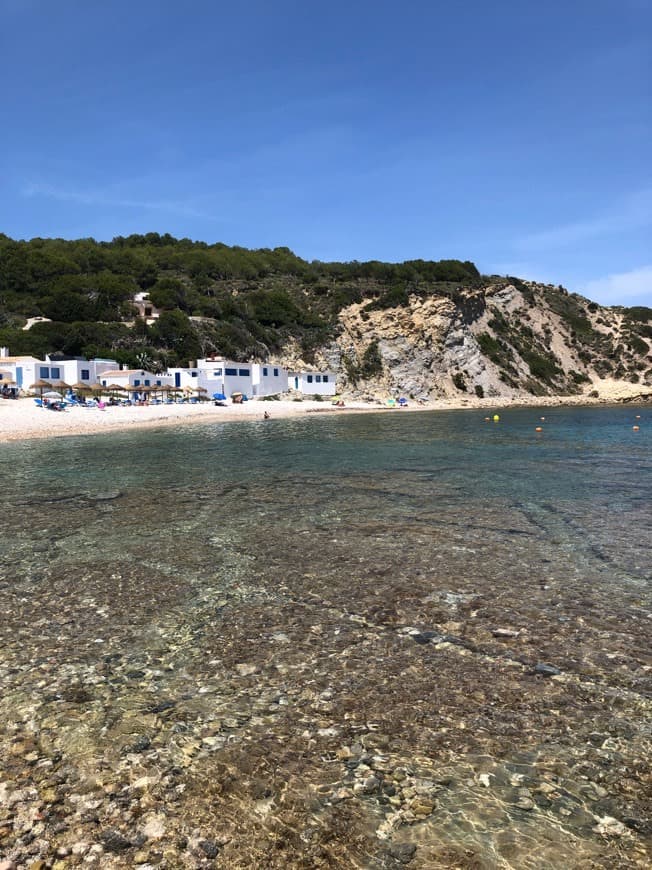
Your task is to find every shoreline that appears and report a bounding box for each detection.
[1,385,650,442]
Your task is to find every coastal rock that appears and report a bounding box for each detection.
[99,830,131,853]
[534,663,561,677]
[388,842,417,864]
[593,816,628,837]
[199,839,220,858]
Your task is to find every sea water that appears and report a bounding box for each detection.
[1,406,650,867]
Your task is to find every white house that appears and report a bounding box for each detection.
[194,357,289,398]
[171,358,258,398]
[97,368,172,391]
[131,292,161,324]
[251,363,287,397]
[288,369,337,396]
[43,355,118,385]
[0,354,44,389]
[0,351,119,390]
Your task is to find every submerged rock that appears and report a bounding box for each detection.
[534,663,562,677]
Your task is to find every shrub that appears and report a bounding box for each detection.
[452,372,467,391]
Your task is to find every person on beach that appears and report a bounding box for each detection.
[263,411,270,420]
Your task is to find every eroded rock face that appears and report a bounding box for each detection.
[291,281,652,399]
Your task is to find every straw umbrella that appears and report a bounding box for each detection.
[49,379,71,396]
[29,379,52,397]
[194,386,208,402]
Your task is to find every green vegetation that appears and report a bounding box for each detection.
[343,339,384,384]
[452,372,467,391]
[624,306,652,323]
[0,233,481,366]
[0,232,646,393]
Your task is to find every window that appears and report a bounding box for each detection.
[263,367,268,376]
[316,375,322,383]
[102,380,107,386]
[238,369,249,377]
[39,366,49,378]
[134,379,141,386]
[145,380,151,386]
[323,375,329,383]
[307,375,313,383]
[213,368,222,376]
[50,367,60,379]
[273,368,279,376]
[156,380,161,386]
[81,369,89,380]
[191,371,198,377]
[225,368,237,376]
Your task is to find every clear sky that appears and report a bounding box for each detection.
[2,0,650,306]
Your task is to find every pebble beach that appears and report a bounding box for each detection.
[2,377,651,443]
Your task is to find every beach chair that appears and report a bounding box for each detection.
[33,398,43,408]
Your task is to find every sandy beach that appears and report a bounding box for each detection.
[1,378,650,442]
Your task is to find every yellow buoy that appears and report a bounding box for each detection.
[633,425,640,431]
[493,414,500,422]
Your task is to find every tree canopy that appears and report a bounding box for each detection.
[0,233,483,366]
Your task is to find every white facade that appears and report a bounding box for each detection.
[0,348,339,399]
[0,354,117,390]
[43,356,118,385]
[179,358,254,398]
[251,363,287,396]
[289,370,337,396]
[0,355,42,389]
[98,369,172,390]
[194,357,290,398]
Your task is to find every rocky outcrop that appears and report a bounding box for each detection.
[304,281,652,399]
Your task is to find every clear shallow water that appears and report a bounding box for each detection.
[1,406,650,868]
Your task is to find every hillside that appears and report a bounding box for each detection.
[1,233,650,398]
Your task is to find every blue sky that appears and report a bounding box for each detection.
[2,0,650,306]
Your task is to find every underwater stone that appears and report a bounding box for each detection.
[534,663,561,677]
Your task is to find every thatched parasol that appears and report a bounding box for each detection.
[29,379,52,396]
[49,379,71,393]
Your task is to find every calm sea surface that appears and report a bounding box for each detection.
[1,406,650,868]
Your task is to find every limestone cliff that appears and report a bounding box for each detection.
[286,281,652,400]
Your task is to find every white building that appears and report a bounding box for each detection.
[0,354,43,390]
[288,369,337,396]
[97,368,172,390]
[131,292,161,324]
[170,358,289,399]
[251,363,287,397]
[0,347,339,399]
[44,356,118,385]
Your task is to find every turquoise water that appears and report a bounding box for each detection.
[1,406,650,868]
